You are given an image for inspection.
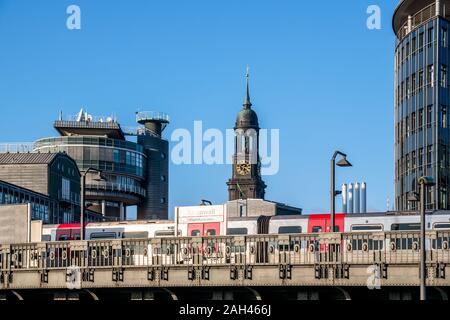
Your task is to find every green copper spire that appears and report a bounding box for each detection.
[243,66,252,109]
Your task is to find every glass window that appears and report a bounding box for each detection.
[427,65,434,85]
[427,145,433,164]
[351,225,383,231]
[442,105,447,128]
[441,65,447,87]
[227,228,248,235]
[418,70,424,90]
[443,28,448,47]
[419,148,424,166]
[191,230,201,236]
[312,226,322,233]
[419,32,424,48]
[391,223,420,231]
[429,27,434,44]
[427,105,433,126]
[278,226,302,234]
[419,108,424,128]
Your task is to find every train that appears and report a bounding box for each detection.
[41,210,450,241]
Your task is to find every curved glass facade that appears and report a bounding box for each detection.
[35,136,147,213]
[394,3,450,210]
[35,137,145,178]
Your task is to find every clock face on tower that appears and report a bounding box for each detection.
[236,160,251,175]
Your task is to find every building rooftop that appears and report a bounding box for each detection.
[54,109,126,140]
[0,152,60,165]
[393,0,450,37]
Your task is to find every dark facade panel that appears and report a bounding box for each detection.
[137,135,169,220]
[394,4,450,211]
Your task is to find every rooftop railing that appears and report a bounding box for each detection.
[0,143,36,153]
[397,2,437,40]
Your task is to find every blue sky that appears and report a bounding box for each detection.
[0,0,398,218]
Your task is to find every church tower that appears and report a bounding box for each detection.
[227,68,266,201]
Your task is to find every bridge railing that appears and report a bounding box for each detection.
[1,231,450,272]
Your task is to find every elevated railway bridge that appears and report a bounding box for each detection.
[1,231,450,300]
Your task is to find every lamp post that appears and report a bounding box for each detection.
[80,168,106,240]
[331,151,352,232]
[408,176,435,301]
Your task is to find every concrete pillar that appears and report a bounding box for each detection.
[101,200,106,216]
[355,183,360,214]
[342,184,348,213]
[437,0,441,16]
[131,290,155,300]
[54,292,79,300]
[119,202,125,221]
[407,15,412,33]
[212,291,234,300]
[348,183,354,214]
[297,291,319,300]
[389,291,412,300]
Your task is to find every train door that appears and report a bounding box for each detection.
[308,214,345,233]
[188,223,220,236]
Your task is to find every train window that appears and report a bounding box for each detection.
[74,234,81,240]
[58,234,69,241]
[155,230,174,237]
[191,230,201,236]
[227,228,248,235]
[434,223,450,230]
[312,226,322,233]
[123,231,149,239]
[391,223,420,231]
[89,232,117,240]
[278,226,302,234]
[351,225,383,231]
[41,235,51,242]
[206,229,216,236]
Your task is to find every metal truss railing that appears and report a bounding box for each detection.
[1,231,449,272]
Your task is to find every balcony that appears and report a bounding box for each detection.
[85,182,146,197]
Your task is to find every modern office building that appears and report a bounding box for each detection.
[0,152,84,223]
[34,109,169,220]
[393,0,450,210]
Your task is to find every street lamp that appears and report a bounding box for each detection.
[80,168,106,240]
[331,151,352,232]
[408,176,435,301]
